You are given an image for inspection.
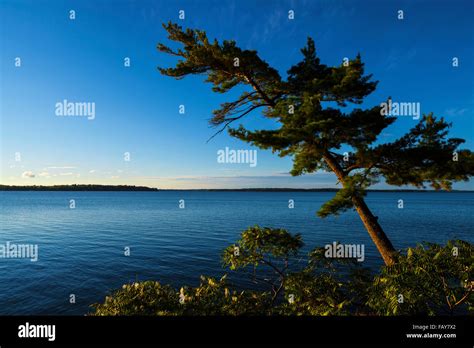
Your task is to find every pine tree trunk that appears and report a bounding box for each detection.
[323,152,397,266]
[350,195,396,266]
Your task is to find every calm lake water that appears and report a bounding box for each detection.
[0,191,472,315]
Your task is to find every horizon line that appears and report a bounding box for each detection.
[1,184,473,192]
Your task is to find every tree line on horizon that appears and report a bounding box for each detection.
[0,184,158,191]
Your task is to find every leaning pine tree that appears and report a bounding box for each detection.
[157,22,474,265]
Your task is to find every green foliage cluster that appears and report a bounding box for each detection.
[91,227,472,316]
[92,276,270,316]
[368,240,473,315]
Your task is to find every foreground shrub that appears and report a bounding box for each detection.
[92,281,178,316]
[91,227,473,316]
[367,240,473,315]
[92,275,273,316]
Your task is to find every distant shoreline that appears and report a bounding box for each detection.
[0,184,472,192]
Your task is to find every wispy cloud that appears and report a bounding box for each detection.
[445,108,468,117]
[384,47,417,71]
[21,171,35,178]
[132,172,339,189]
[47,166,76,169]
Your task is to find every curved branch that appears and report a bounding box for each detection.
[206,103,270,143]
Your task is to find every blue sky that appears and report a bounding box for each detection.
[1,0,473,189]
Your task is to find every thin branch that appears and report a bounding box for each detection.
[271,279,285,304]
[260,259,285,278]
[240,72,276,107]
[345,164,363,173]
[440,275,453,310]
[206,103,269,143]
[453,289,472,307]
